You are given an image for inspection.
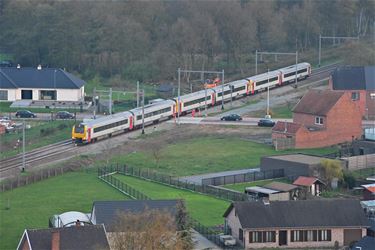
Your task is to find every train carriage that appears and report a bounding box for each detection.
[279,62,311,84]
[72,111,133,144]
[130,99,175,128]
[175,89,215,115]
[212,79,249,104]
[247,70,281,93]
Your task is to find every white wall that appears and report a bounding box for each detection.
[0,89,16,101]
[11,87,84,102]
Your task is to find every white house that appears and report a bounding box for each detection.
[0,65,85,102]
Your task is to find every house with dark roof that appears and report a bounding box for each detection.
[16,225,110,250]
[223,199,370,249]
[272,89,362,149]
[245,182,299,201]
[90,200,181,231]
[0,66,85,102]
[351,236,375,250]
[330,66,375,119]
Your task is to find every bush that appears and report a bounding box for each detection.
[40,127,56,136]
[58,123,68,130]
[343,171,356,189]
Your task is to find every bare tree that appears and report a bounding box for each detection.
[109,207,192,250]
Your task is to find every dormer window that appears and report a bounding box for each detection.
[315,117,324,125]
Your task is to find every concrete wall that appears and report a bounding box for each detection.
[225,207,243,246]
[260,157,311,178]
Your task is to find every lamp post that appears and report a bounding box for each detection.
[267,68,270,117]
[141,89,145,134]
[221,69,224,110]
[177,68,180,125]
[22,119,25,172]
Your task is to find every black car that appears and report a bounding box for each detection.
[220,114,242,121]
[258,118,275,127]
[15,110,36,118]
[56,111,75,119]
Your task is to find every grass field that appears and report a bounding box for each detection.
[0,171,128,250]
[0,120,76,159]
[110,137,338,176]
[114,174,229,227]
[222,178,291,192]
[249,105,294,119]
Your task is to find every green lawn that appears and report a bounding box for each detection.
[250,105,294,119]
[222,178,291,192]
[110,137,338,176]
[115,174,229,227]
[0,171,128,250]
[0,120,76,159]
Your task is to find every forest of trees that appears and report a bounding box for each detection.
[0,0,374,84]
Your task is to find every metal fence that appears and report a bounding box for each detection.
[99,165,251,202]
[202,169,284,186]
[0,164,84,192]
[98,167,242,249]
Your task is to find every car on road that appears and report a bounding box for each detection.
[219,234,236,246]
[15,110,37,118]
[55,111,75,119]
[220,114,242,121]
[258,118,275,127]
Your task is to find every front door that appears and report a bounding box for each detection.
[21,90,33,99]
[279,230,287,246]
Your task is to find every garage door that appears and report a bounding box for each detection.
[344,229,362,246]
[21,90,33,99]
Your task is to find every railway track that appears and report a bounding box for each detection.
[0,62,341,175]
[0,139,75,173]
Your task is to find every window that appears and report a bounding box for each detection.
[351,92,360,101]
[315,116,324,125]
[249,231,276,243]
[284,68,307,78]
[370,93,375,100]
[184,96,211,107]
[136,107,172,120]
[239,228,243,241]
[93,119,128,133]
[256,76,279,86]
[40,90,56,100]
[0,90,7,100]
[291,230,330,242]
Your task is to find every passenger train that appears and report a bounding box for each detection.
[72,62,311,144]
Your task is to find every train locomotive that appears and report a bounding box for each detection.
[72,62,311,144]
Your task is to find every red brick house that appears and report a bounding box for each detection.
[330,66,375,119]
[272,89,362,149]
[223,199,369,249]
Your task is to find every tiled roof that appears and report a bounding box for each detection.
[272,121,302,134]
[361,184,375,193]
[263,182,298,192]
[292,89,344,116]
[0,67,85,89]
[20,225,110,250]
[223,199,370,229]
[293,176,322,186]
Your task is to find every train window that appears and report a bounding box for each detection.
[74,125,84,134]
[233,86,246,92]
[184,96,211,107]
[257,77,278,86]
[93,119,128,133]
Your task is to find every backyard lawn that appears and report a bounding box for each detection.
[110,137,338,176]
[114,174,230,227]
[0,171,128,250]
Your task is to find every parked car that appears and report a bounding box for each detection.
[219,234,236,246]
[258,118,275,127]
[55,111,75,119]
[220,114,242,121]
[15,110,36,118]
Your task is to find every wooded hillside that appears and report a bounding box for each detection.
[0,0,373,83]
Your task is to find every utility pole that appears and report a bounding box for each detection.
[221,69,225,110]
[204,87,207,117]
[93,88,97,119]
[318,35,359,67]
[177,68,181,125]
[109,88,112,115]
[137,81,140,108]
[267,68,270,117]
[22,119,25,172]
[295,51,298,87]
[255,49,258,75]
[142,88,145,134]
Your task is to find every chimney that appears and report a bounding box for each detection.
[17,64,21,69]
[51,230,60,250]
[37,64,42,70]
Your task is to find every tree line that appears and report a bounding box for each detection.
[0,0,373,84]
